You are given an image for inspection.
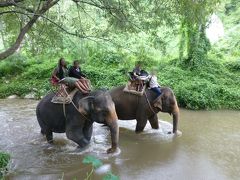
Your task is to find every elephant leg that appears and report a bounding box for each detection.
[37,116,47,136]
[46,130,53,143]
[66,127,90,148]
[148,114,159,129]
[82,121,93,142]
[135,119,147,133]
[135,111,148,133]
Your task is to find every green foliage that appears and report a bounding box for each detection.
[177,0,219,66]
[224,0,240,15]
[225,60,240,72]
[158,59,240,110]
[0,54,29,77]
[82,155,119,180]
[0,152,10,178]
[212,0,240,63]
[0,57,55,98]
[0,48,240,110]
[103,172,119,180]
[82,155,103,169]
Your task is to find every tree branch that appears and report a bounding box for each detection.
[0,0,60,60]
[0,0,24,7]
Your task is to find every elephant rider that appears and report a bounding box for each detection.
[51,58,90,95]
[148,69,161,97]
[132,62,141,80]
[68,60,91,93]
[130,62,145,91]
[68,60,86,79]
[51,57,68,85]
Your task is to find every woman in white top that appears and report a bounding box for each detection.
[149,69,161,96]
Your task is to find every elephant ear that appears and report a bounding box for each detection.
[78,96,95,115]
[153,96,162,111]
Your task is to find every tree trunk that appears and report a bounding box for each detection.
[179,21,186,61]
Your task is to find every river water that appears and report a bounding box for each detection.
[0,99,240,180]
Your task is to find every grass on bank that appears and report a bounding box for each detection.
[0,53,239,110]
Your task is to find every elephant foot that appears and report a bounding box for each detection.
[135,130,143,134]
[76,144,90,152]
[167,130,182,137]
[135,125,145,133]
[174,130,182,137]
[46,131,53,143]
[40,129,45,135]
[107,147,117,154]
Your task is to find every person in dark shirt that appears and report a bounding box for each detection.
[68,60,91,93]
[68,60,86,79]
[132,62,141,78]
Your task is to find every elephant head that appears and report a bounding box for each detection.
[152,92,179,134]
[78,90,119,153]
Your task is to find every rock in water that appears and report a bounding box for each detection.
[24,92,36,99]
[7,95,19,99]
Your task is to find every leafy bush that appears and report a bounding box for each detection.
[0,152,10,178]
[0,54,29,77]
[225,60,240,72]
[83,64,127,89]
[157,59,240,110]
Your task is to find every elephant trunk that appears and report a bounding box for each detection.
[172,104,179,133]
[109,120,119,148]
[106,105,119,153]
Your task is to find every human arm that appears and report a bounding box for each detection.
[52,67,60,81]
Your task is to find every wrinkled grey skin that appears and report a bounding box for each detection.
[110,86,179,134]
[36,90,119,153]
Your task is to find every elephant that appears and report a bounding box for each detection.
[109,86,179,134]
[36,90,119,153]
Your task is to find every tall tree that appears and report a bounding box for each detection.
[0,0,133,61]
[176,0,219,66]
[0,0,60,60]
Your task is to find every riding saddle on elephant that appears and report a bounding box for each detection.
[51,77,91,104]
[124,70,150,96]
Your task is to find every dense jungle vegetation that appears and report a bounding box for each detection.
[0,0,239,110]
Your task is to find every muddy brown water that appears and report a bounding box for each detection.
[0,99,240,180]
